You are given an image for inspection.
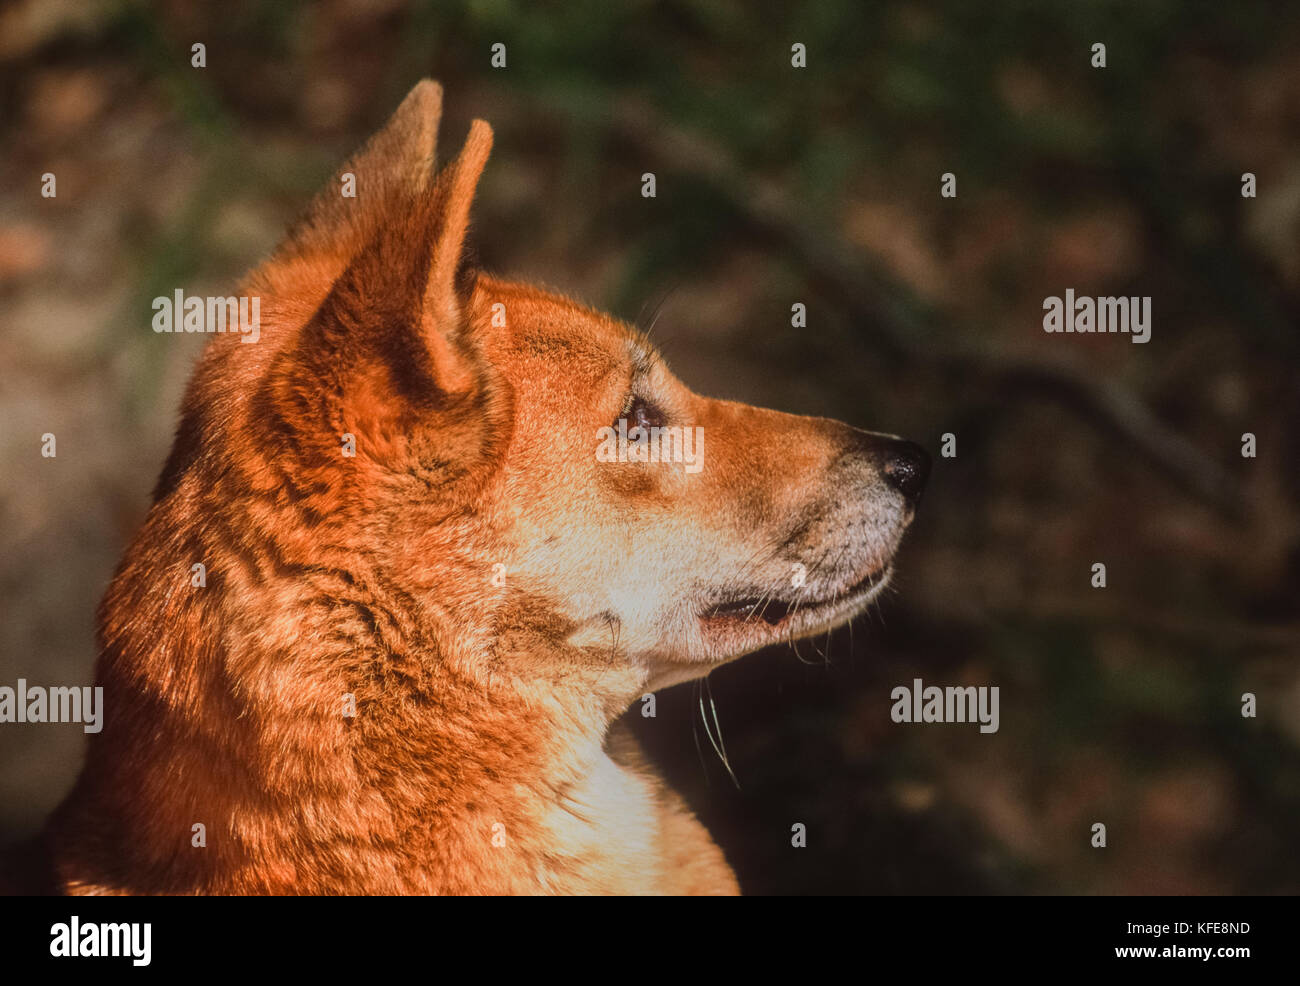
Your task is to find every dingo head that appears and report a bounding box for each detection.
[174,81,928,698]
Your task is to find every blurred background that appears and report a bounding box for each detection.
[1,0,1298,894]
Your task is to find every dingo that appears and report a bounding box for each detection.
[43,81,928,895]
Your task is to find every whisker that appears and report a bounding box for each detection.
[699,676,739,789]
[690,679,711,785]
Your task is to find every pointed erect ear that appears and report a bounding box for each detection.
[261,87,501,476]
[424,119,494,328]
[289,117,495,420]
[277,80,443,265]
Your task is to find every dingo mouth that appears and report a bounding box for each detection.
[701,564,892,638]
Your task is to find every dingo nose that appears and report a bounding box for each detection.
[881,440,930,503]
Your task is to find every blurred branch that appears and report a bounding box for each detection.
[602,98,1245,517]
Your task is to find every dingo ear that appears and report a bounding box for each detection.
[277,79,443,264]
[284,115,494,438]
[259,86,502,476]
[423,119,493,328]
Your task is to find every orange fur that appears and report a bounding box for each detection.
[44,81,926,895]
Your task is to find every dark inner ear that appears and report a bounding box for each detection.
[454,238,481,299]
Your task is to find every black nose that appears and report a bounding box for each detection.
[880,440,930,503]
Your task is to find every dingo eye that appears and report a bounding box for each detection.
[622,396,666,432]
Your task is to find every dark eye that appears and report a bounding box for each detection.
[623,396,666,432]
